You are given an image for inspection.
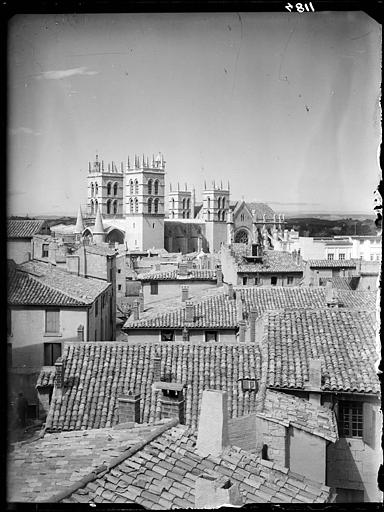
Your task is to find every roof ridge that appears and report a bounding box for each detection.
[43,418,179,503]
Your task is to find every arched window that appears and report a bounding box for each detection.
[154,180,159,195]
[207,197,211,209]
[129,198,134,213]
[171,198,175,210]
[107,182,112,196]
[222,210,225,221]
[218,197,221,209]
[187,198,190,209]
[148,197,153,213]
[222,197,225,209]
[113,182,118,196]
[91,183,94,197]
[148,179,153,195]
[134,198,138,213]
[186,211,190,219]
[182,211,185,219]
[182,198,186,209]
[95,183,99,195]
[207,210,211,221]
[107,199,111,214]
[134,180,139,194]
[154,198,159,214]
[113,200,118,214]
[90,199,95,215]
[129,180,134,194]
[95,199,98,211]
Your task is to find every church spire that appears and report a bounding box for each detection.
[74,205,84,234]
[93,204,105,234]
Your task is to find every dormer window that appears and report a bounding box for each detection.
[241,379,258,392]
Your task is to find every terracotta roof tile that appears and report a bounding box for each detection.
[7,219,46,238]
[307,259,357,268]
[232,248,304,273]
[138,269,217,281]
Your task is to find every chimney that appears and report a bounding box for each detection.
[158,383,185,424]
[307,358,322,406]
[195,475,243,509]
[185,301,194,323]
[118,392,141,424]
[138,289,144,312]
[66,255,80,275]
[182,327,189,341]
[325,281,339,307]
[181,285,189,302]
[236,295,243,322]
[186,260,193,271]
[153,352,161,382]
[178,262,188,276]
[55,358,64,393]
[249,309,257,343]
[227,283,234,300]
[238,320,246,343]
[216,267,223,286]
[196,390,229,457]
[133,300,140,320]
[77,325,84,341]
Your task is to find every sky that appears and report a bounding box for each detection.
[7,12,381,216]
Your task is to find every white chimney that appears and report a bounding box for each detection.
[195,475,243,509]
[196,390,229,457]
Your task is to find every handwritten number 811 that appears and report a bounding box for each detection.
[285,2,315,12]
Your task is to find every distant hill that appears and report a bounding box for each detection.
[285,216,379,237]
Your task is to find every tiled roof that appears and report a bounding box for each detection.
[307,259,357,268]
[263,309,379,394]
[78,245,117,257]
[236,250,304,273]
[36,366,56,387]
[7,219,45,238]
[42,341,264,432]
[7,422,166,502]
[260,390,338,443]
[124,286,376,329]
[138,269,217,281]
[232,201,275,219]
[63,424,332,506]
[319,277,354,290]
[9,261,110,306]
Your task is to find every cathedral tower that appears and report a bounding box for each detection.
[87,153,124,218]
[202,181,230,252]
[168,183,192,219]
[124,153,166,250]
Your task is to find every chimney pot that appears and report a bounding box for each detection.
[216,267,223,286]
[181,285,189,302]
[238,320,246,343]
[195,476,243,509]
[54,358,64,389]
[118,393,141,424]
[178,262,188,276]
[196,390,229,457]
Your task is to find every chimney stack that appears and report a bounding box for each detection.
[185,301,194,323]
[133,300,140,320]
[238,320,246,343]
[325,281,339,307]
[307,358,322,406]
[77,325,84,341]
[138,289,144,312]
[55,358,64,391]
[216,267,223,286]
[178,262,188,276]
[196,390,229,457]
[236,295,243,322]
[249,309,257,343]
[158,383,185,424]
[181,285,189,302]
[117,391,141,424]
[227,283,234,300]
[153,352,161,382]
[195,475,243,509]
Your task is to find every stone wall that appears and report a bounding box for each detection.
[255,416,287,467]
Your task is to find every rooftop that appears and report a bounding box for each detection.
[307,259,358,268]
[9,260,110,306]
[233,249,304,273]
[262,308,379,394]
[124,285,376,329]
[7,219,46,239]
[137,269,217,281]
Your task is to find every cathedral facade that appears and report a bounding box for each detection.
[85,153,286,253]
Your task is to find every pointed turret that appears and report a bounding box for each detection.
[93,204,105,244]
[127,155,130,169]
[142,154,146,168]
[74,205,85,234]
[152,154,155,167]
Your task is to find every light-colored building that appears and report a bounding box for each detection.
[7,219,48,264]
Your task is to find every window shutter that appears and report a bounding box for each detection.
[52,343,62,364]
[362,402,375,448]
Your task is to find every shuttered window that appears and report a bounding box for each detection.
[44,343,62,365]
[45,309,60,334]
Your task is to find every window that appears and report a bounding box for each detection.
[148,179,153,195]
[186,211,190,219]
[148,197,153,213]
[134,179,139,194]
[242,276,248,285]
[45,309,60,334]
[113,182,118,196]
[150,282,158,295]
[271,276,277,286]
[240,213,244,222]
[154,180,159,195]
[107,182,112,195]
[161,330,174,341]
[130,198,134,213]
[118,284,122,291]
[222,197,225,209]
[205,331,218,342]
[42,244,49,258]
[182,198,186,209]
[171,198,175,211]
[154,198,159,214]
[107,199,111,214]
[129,180,134,194]
[207,197,211,208]
[90,199,95,215]
[95,299,99,316]
[95,183,99,195]
[134,198,138,213]
[328,253,334,260]
[218,197,221,209]
[44,343,62,366]
[207,210,211,221]
[254,277,259,286]
[287,276,294,285]
[338,401,363,437]
[241,379,258,391]
[221,210,225,221]
[91,183,94,197]
[187,198,190,209]
[339,253,345,260]
[182,211,185,219]
[118,269,121,274]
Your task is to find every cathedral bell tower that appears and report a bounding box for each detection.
[168,183,192,219]
[124,153,166,251]
[202,180,230,253]
[87,153,124,218]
